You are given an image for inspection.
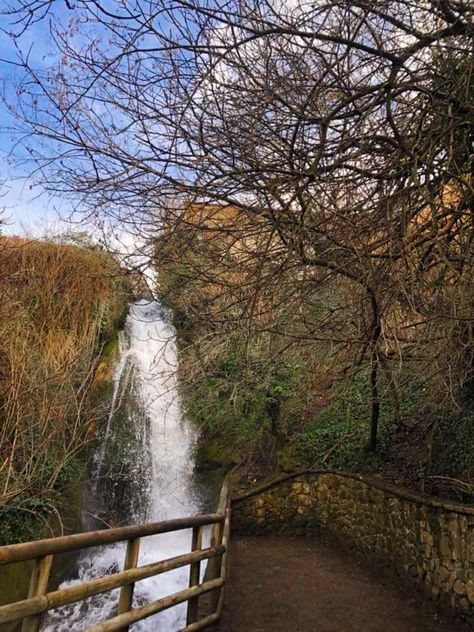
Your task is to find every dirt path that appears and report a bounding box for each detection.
[212,535,470,632]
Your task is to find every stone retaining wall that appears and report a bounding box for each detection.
[232,471,474,619]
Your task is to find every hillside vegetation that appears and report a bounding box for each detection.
[0,236,129,543]
[157,202,474,503]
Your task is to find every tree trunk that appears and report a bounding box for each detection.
[368,290,381,452]
[368,348,380,452]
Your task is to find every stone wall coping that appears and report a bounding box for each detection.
[232,469,474,515]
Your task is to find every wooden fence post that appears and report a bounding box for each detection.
[117,537,141,632]
[216,501,231,617]
[209,521,223,613]
[186,526,203,625]
[21,554,53,632]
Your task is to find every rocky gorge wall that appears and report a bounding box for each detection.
[232,471,474,619]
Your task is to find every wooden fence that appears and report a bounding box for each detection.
[0,479,232,632]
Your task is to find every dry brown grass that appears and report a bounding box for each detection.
[0,236,128,517]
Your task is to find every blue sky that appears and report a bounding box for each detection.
[0,1,200,238]
[0,5,71,235]
[0,1,169,238]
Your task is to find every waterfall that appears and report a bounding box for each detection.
[42,300,202,631]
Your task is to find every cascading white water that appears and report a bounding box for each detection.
[91,330,130,496]
[42,300,203,631]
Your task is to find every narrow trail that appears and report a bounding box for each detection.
[214,536,470,632]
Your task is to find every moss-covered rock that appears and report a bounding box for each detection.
[277,445,302,473]
[195,441,240,471]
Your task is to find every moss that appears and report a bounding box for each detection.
[87,326,124,440]
[0,560,34,631]
[90,349,153,525]
[277,445,303,473]
[195,441,240,471]
[102,336,119,359]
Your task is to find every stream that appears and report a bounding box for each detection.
[42,300,209,631]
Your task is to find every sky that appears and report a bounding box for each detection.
[0,1,175,239]
[0,4,72,235]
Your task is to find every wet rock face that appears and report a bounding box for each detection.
[232,473,474,620]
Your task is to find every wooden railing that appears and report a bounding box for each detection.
[0,478,232,632]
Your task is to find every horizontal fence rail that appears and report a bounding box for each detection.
[0,514,222,564]
[0,479,233,632]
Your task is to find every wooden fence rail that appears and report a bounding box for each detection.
[0,479,233,632]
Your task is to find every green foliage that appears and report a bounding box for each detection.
[183,342,300,453]
[294,373,395,471]
[50,457,84,491]
[430,386,474,476]
[0,456,85,545]
[0,498,55,546]
[179,323,431,474]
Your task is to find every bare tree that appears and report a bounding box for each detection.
[3,0,474,450]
